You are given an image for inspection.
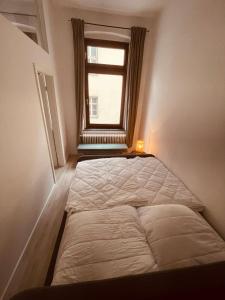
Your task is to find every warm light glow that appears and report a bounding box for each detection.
[136,140,144,152]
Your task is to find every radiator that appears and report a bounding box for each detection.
[81,131,126,144]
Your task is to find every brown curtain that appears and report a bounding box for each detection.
[126,26,146,147]
[72,18,85,145]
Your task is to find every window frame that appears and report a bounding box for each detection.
[85,38,129,130]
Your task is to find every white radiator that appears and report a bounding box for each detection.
[81,131,126,144]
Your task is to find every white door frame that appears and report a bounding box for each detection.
[33,64,65,182]
[38,72,59,168]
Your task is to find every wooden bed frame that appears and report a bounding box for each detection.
[11,261,225,300]
[10,153,225,299]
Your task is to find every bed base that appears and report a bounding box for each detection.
[11,260,225,300]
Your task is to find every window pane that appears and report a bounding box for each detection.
[88,74,123,124]
[88,47,98,63]
[91,47,97,57]
[89,96,98,118]
[87,46,125,66]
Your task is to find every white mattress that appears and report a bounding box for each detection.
[52,204,225,285]
[66,156,204,214]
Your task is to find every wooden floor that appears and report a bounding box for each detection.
[4,156,78,300]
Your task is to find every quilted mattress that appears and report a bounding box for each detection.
[66,156,204,214]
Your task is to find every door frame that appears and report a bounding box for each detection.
[33,64,65,182]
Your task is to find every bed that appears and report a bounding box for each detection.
[11,155,225,300]
[66,156,204,214]
[51,156,225,286]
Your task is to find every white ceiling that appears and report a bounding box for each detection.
[54,0,169,17]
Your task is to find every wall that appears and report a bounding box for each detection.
[0,0,41,46]
[0,1,37,31]
[141,0,225,237]
[39,0,68,160]
[0,15,55,299]
[0,0,68,163]
[49,3,153,153]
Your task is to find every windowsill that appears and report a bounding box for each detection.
[83,128,126,132]
[77,144,128,151]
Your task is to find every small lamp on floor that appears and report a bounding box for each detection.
[136,140,144,153]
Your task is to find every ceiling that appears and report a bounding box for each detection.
[54,0,169,17]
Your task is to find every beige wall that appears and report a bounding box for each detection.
[0,15,55,299]
[141,0,225,238]
[0,0,37,30]
[38,0,67,162]
[49,3,153,153]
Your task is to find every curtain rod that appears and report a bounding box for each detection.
[0,11,37,17]
[70,20,149,32]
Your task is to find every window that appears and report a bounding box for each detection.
[85,39,129,129]
[89,96,98,119]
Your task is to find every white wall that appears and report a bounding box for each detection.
[49,3,153,153]
[141,0,225,238]
[0,0,39,44]
[0,0,67,163]
[38,0,67,162]
[0,15,55,298]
